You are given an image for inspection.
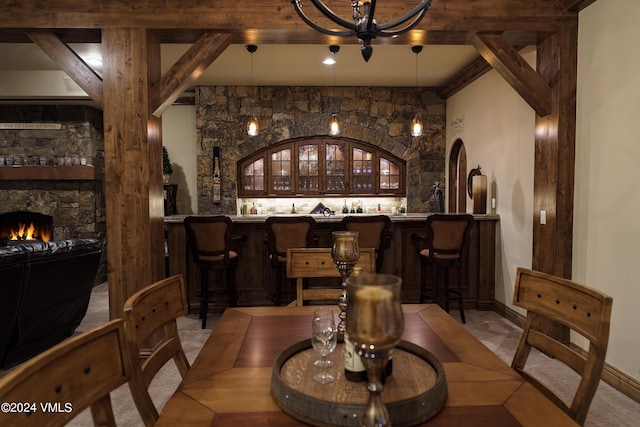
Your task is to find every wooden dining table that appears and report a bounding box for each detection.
[155,304,578,427]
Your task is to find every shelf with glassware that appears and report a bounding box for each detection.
[237,137,405,197]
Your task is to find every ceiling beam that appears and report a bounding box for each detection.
[471,33,552,116]
[437,45,527,99]
[26,31,104,106]
[558,0,598,12]
[0,0,577,46]
[150,32,232,117]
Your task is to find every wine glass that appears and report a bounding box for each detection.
[346,274,404,427]
[311,307,338,384]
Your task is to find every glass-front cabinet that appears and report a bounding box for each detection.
[297,143,320,194]
[323,141,347,193]
[238,137,405,197]
[269,147,292,194]
[351,144,374,194]
[379,156,401,192]
[239,152,266,196]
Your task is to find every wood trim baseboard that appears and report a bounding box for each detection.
[494,300,640,404]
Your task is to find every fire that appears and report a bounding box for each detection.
[8,222,51,242]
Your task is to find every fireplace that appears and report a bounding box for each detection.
[0,211,53,244]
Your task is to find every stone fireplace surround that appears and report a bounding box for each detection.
[0,105,106,282]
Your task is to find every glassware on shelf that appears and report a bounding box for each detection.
[346,274,404,427]
[311,307,338,384]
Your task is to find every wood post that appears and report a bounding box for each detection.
[102,28,165,319]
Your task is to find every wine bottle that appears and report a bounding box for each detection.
[343,332,367,382]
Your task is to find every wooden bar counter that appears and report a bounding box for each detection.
[164,213,499,311]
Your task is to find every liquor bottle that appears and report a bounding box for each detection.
[291,203,296,214]
[342,199,349,214]
[250,202,257,215]
[343,332,367,382]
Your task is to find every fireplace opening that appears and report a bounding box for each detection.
[0,211,53,244]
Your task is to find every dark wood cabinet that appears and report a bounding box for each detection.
[238,137,405,197]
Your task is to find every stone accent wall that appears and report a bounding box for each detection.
[195,85,446,214]
[0,105,106,282]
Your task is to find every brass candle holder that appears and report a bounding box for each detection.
[331,231,360,333]
[346,274,404,427]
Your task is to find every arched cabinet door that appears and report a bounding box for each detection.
[238,152,267,196]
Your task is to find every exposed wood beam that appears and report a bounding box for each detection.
[437,56,491,99]
[472,33,552,117]
[150,32,232,117]
[437,45,526,99]
[0,0,578,45]
[25,31,104,106]
[558,0,597,12]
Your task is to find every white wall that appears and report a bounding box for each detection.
[574,0,640,380]
[446,46,536,311]
[447,0,640,383]
[162,105,197,215]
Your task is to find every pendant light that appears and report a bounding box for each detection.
[329,45,340,136]
[246,45,259,137]
[411,45,424,137]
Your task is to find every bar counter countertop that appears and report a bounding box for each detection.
[164,213,499,311]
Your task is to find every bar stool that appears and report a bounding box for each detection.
[411,214,474,323]
[340,214,392,273]
[264,216,316,305]
[184,216,246,328]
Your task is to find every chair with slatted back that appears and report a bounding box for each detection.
[265,215,316,305]
[184,215,246,328]
[511,267,613,426]
[123,274,191,427]
[0,319,131,427]
[411,213,474,323]
[340,214,392,273]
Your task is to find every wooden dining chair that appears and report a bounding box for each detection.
[0,319,131,427]
[411,213,474,323]
[123,274,191,427]
[511,267,613,426]
[340,214,392,272]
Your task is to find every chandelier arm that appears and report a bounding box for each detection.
[364,0,376,33]
[306,0,358,31]
[378,0,432,32]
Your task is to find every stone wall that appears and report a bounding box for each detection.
[195,85,446,214]
[0,105,106,282]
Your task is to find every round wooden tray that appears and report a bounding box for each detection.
[271,339,447,427]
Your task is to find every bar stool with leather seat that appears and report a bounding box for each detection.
[265,215,316,305]
[340,214,392,273]
[184,215,246,328]
[411,213,474,323]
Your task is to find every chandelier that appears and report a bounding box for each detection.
[292,0,434,62]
